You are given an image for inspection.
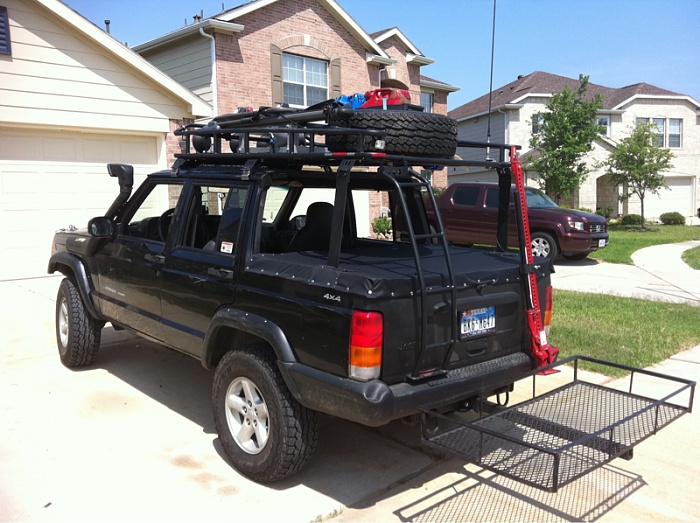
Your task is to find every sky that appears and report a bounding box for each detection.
[61,0,700,111]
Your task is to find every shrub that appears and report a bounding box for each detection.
[578,207,593,213]
[372,215,392,236]
[621,214,642,226]
[432,186,446,197]
[659,211,686,226]
[596,206,614,219]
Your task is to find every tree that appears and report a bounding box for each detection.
[602,122,674,229]
[528,75,604,202]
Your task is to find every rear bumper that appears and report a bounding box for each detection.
[279,352,533,427]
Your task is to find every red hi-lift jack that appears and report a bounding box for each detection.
[509,147,560,373]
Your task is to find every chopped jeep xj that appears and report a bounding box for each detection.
[49,94,693,490]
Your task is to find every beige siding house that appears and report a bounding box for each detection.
[449,71,700,224]
[133,0,459,219]
[0,0,211,279]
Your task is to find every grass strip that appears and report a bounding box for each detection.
[590,224,700,265]
[682,245,700,270]
[550,290,700,377]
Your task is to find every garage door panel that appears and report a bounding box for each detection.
[644,177,693,218]
[0,129,162,279]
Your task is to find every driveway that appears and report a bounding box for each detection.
[1,244,698,522]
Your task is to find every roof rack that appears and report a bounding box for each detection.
[172,103,520,172]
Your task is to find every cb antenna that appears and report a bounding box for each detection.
[486,0,497,161]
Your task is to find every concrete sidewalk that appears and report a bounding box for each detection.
[0,244,698,522]
[553,240,700,306]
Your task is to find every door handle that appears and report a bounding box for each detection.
[208,267,233,280]
[144,254,165,264]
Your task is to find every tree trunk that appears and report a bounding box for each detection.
[640,196,646,230]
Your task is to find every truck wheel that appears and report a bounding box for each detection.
[531,232,558,259]
[55,278,102,367]
[212,346,318,483]
[327,110,457,158]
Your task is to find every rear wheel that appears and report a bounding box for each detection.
[327,110,457,158]
[212,346,318,483]
[531,232,558,259]
[55,278,102,367]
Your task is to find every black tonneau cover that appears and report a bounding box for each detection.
[250,245,553,299]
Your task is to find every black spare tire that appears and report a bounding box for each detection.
[327,109,457,158]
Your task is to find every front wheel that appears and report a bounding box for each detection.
[212,346,318,483]
[55,278,102,367]
[531,232,559,259]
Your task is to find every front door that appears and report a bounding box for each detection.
[95,180,182,341]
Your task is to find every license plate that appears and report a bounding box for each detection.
[598,239,607,248]
[461,306,496,338]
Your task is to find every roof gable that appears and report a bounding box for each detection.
[216,0,390,59]
[31,0,211,117]
[449,71,699,120]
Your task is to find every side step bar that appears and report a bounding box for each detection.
[421,355,695,492]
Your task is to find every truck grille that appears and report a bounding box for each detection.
[589,224,606,233]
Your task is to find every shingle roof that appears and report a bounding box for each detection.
[448,71,683,120]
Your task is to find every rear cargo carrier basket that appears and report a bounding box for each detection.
[421,356,695,492]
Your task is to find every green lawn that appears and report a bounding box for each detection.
[589,224,700,264]
[550,290,700,376]
[682,245,700,270]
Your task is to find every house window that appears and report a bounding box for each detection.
[652,118,665,147]
[0,6,11,56]
[532,113,544,134]
[636,117,682,148]
[420,92,433,113]
[597,115,610,137]
[669,118,682,148]
[283,54,328,107]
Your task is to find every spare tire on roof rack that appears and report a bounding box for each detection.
[326,109,458,158]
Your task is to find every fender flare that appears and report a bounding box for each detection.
[202,308,296,369]
[47,251,101,320]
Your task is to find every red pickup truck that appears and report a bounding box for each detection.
[431,182,609,260]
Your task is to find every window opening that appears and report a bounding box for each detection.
[283,54,328,107]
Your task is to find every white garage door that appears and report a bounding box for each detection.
[0,128,163,280]
[644,177,694,221]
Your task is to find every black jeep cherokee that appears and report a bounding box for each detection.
[48,104,556,483]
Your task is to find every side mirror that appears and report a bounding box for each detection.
[88,216,114,238]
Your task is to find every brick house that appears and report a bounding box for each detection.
[133,0,459,220]
[448,71,700,223]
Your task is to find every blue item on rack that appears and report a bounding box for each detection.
[335,93,366,109]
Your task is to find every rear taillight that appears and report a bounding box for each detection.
[544,285,553,337]
[349,311,383,381]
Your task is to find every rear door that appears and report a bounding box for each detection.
[479,187,518,247]
[160,182,250,356]
[441,185,482,245]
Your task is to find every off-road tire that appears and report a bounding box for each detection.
[531,232,559,259]
[212,346,318,483]
[327,110,457,158]
[55,278,102,367]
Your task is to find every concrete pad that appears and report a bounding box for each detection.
[2,239,698,522]
[0,277,440,522]
[335,346,700,522]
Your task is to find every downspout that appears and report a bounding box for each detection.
[199,28,218,115]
